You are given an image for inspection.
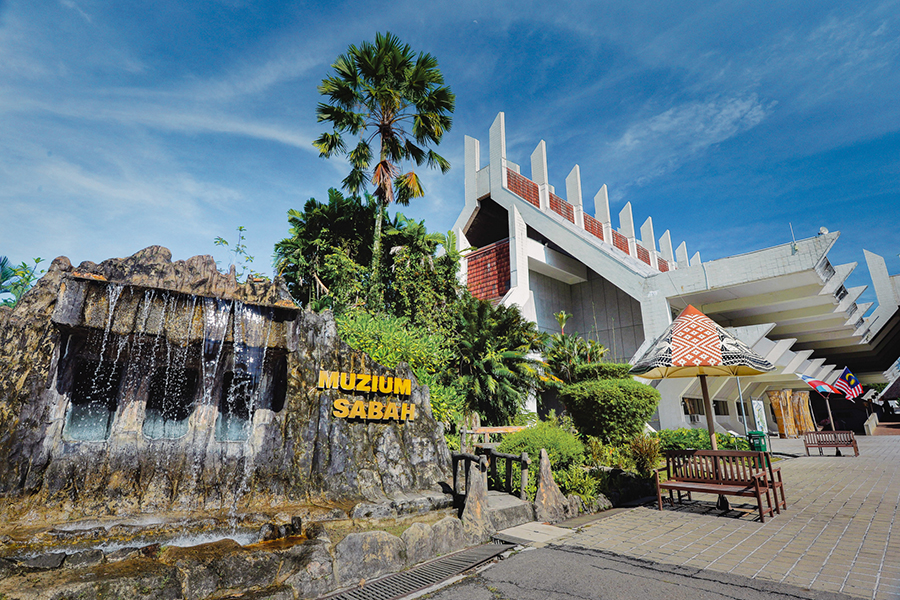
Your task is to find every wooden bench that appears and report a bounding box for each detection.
[655,450,782,523]
[804,430,859,456]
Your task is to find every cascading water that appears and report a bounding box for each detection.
[216,301,271,442]
[201,297,232,406]
[64,283,124,441]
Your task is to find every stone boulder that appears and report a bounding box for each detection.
[401,522,435,566]
[460,457,493,542]
[334,530,406,585]
[533,449,570,523]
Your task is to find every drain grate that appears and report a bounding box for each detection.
[321,543,514,600]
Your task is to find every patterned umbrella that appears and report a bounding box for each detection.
[630,305,775,450]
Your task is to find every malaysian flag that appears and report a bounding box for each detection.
[833,367,863,401]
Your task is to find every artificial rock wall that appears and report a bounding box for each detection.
[0,247,450,519]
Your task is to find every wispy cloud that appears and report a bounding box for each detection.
[604,94,775,192]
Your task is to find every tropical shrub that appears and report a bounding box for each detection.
[452,295,546,424]
[336,310,451,375]
[497,416,584,470]
[628,433,661,477]
[584,436,632,470]
[561,377,660,444]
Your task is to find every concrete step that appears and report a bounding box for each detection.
[485,490,535,531]
[492,521,571,546]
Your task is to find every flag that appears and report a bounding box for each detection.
[798,374,840,396]
[833,367,863,401]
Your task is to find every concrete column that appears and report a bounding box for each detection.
[508,205,530,292]
[865,250,899,305]
[464,135,480,207]
[531,141,550,210]
[595,185,612,241]
[566,165,584,228]
[690,251,702,266]
[489,112,507,192]
[455,227,472,286]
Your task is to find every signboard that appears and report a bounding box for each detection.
[752,398,768,433]
[318,370,416,422]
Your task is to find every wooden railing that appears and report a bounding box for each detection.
[451,448,531,501]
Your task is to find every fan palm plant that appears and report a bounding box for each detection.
[313,32,455,310]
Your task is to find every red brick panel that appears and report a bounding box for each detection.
[658,257,670,272]
[636,244,652,266]
[506,169,540,208]
[549,193,575,223]
[466,240,511,301]
[611,230,630,256]
[583,214,604,241]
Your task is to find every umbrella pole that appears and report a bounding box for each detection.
[700,374,718,451]
[826,393,836,432]
[701,374,730,510]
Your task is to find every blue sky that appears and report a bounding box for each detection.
[1,0,898,304]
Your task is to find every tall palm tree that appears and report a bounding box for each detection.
[313,32,455,310]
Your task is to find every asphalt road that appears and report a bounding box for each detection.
[418,544,857,600]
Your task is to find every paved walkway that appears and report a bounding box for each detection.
[553,435,900,599]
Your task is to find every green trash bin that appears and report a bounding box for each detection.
[747,431,768,452]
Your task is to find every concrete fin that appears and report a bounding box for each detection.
[690,251,702,266]
[531,140,548,186]
[676,242,689,266]
[565,164,583,208]
[594,185,610,223]
[659,230,674,262]
[618,202,634,238]
[640,217,656,252]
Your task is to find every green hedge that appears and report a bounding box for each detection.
[560,378,660,444]
[572,362,632,381]
[654,427,750,451]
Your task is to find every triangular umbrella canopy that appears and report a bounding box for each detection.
[630,305,774,451]
[631,305,775,379]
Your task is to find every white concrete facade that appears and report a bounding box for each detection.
[452,113,900,430]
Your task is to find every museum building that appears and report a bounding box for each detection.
[452,113,900,434]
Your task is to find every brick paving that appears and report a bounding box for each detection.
[556,435,900,599]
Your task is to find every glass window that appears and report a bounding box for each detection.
[65,360,123,441]
[143,367,197,439]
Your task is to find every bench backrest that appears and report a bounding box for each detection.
[664,450,766,486]
[804,430,855,444]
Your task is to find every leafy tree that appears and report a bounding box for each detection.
[273,189,376,307]
[385,215,462,336]
[314,32,455,309]
[451,295,546,424]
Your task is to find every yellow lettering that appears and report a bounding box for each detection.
[394,378,411,396]
[368,401,384,420]
[332,398,350,418]
[318,370,339,389]
[355,373,371,392]
[340,372,357,391]
[378,375,393,394]
[348,400,367,419]
[384,402,400,421]
[401,403,416,421]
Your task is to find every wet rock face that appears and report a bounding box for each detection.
[0,247,451,520]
